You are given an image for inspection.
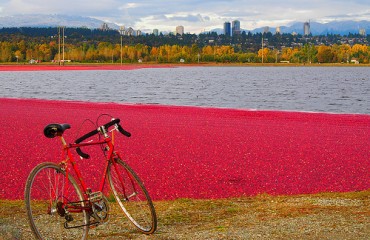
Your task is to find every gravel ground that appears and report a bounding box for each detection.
[1,191,369,239]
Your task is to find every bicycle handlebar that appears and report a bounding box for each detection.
[75,118,131,159]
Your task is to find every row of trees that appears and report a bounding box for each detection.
[1,27,369,50]
[0,39,369,64]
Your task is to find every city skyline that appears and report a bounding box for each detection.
[0,0,369,34]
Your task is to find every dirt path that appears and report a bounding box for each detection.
[1,191,369,239]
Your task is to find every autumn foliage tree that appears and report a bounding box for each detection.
[0,37,369,64]
[351,44,369,63]
[317,46,335,63]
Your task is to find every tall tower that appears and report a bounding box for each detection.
[224,22,231,36]
[232,20,241,35]
[275,26,281,34]
[176,26,184,35]
[359,28,366,36]
[119,26,126,35]
[101,23,109,31]
[304,21,311,36]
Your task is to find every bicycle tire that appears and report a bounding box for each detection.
[108,158,157,234]
[25,162,89,240]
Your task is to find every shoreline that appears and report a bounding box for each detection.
[3,96,369,116]
[0,63,177,71]
[1,62,369,71]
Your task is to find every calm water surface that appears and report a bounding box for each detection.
[0,66,369,114]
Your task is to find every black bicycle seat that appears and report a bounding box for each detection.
[44,123,71,138]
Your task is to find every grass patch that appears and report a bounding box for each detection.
[1,190,369,239]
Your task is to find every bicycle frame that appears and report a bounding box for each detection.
[26,118,157,236]
[57,131,127,213]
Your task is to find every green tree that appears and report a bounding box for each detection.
[301,43,317,63]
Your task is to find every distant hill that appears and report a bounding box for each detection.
[278,21,370,35]
[0,14,369,35]
[0,14,120,29]
[212,20,370,35]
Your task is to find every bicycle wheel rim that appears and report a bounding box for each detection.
[24,162,89,240]
[108,159,157,234]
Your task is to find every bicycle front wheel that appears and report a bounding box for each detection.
[25,162,89,240]
[108,158,157,234]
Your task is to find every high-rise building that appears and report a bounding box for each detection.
[232,20,241,35]
[263,26,270,34]
[126,27,135,36]
[359,28,366,36]
[176,26,184,35]
[304,21,311,36]
[224,22,231,36]
[153,29,159,36]
[100,23,110,31]
[275,26,281,34]
[119,26,125,35]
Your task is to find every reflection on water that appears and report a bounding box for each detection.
[0,66,369,114]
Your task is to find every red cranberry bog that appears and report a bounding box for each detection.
[1,98,369,239]
[0,63,176,71]
[1,98,369,200]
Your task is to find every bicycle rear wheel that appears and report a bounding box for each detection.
[25,162,89,240]
[108,158,157,234]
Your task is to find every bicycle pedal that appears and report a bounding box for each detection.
[87,219,101,229]
[65,214,74,222]
[56,201,66,217]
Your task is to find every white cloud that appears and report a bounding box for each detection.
[0,0,369,33]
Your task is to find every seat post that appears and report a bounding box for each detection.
[59,136,67,147]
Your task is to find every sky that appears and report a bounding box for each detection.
[0,0,369,33]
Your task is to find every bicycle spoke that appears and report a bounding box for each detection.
[25,162,89,240]
[108,159,157,234]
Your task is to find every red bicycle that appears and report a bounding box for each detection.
[24,115,157,239]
